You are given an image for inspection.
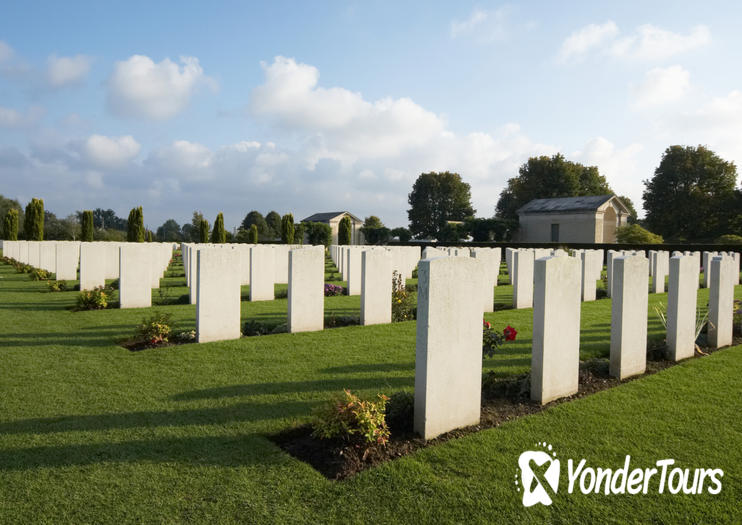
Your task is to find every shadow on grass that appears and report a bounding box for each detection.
[0,434,282,471]
[319,362,415,374]
[0,399,315,436]
[172,375,414,402]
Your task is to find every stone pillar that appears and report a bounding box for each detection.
[609,256,649,379]
[79,243,106,290]
[361,249,393,325]
[505,247,515,284]
[531,255,581,404]
[119,245,152,308]
[667,255,698,361]
[708,256,735,349]
[414,257,484,440]
[346,247,365,296]
[471,247,499,312]
[55,242,79,280]
[651,251,669,293]
[197,247,241,343]
[512,249,535,309]
[606,250,617,298]
[288,247,325,333]
[250,245,275,301]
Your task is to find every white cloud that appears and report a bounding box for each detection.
[632,65,691,108]
[572,137,644,204]
[107,55,211,119]
[611,24,710,61]
[0,41,13,62]
[0,105,44,128]
[558,21,619,63]
[47,54,93,87]
[450,7,509,42]
[83,134,141,169]
[558,22,710,63]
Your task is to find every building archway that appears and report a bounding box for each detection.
[602,206,617,243]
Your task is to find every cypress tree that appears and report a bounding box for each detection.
[294,223,305,245]
[199,219,210,243]
[281,213,294,244]
[3,208,19,240]
[211,212,226,243]
[248,224,259,244]
[127,206,145,242]
[24,198,44,240]
[146,230,154,242]
[81,210,94,241]
[338,215,352,245]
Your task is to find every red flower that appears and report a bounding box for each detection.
[483,320,492,330]
[503,326,517,341]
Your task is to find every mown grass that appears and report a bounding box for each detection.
[0,251,740,524]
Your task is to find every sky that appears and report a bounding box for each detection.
[1,0,742,231]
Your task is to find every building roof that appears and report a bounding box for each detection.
[517,195,622,215]
[301,211,362,223]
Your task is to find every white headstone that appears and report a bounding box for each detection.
[196,247,241,343]
[708,256,735,349]
[250,246,275,301]
[288,247,325,332]
[79,243,106,290]
[610,256,649,379]
[361,250,393,325]
[512,249,535,309]
[667,255,698,361]
[119,244,152,308]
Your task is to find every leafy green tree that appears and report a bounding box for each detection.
[44,211,80,240]
[615,224,663,244]
[437,222,465,242]
[146,230,154,242]
[281,213,295,244]
[126,206,144,242]
[248,224,259,244]
[294,223,305,245]
[24,198,44,240]
[0,195,23,236]
[390,227,411,242]
[89,208,126,230]
[3,208,19,240]
[265,211,282,240]
[360,216,389,245]
[408,172,475,239]
[463,217,512,241]
[338,216,352,245]
[616,195,638,224]
[716,234,742,245]
[81,210,94,241]
[199,219,210,243]
[305,222,332,246]
[155,219,182,242]
[496,154,612,221]
[241,211,270,241]
[643,145,737,241]
[211,212,226,243]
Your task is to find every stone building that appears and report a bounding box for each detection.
[516,195,630,243]
[301,211,365,245]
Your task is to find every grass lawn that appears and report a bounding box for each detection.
[0,252,740,523]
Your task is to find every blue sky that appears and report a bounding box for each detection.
[1,1,741,230]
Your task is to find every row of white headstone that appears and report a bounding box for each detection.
[413,251,739,440]
[2,240,177,308]
[330,245,422,295]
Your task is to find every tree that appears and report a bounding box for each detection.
[126,206,144,242]
[496,154,612,221]
[615,224,663,244]
[241,211,270,241]
[146,230,154,242]
[199,219,210,243]
[304,222,332,246]
[463,217,512,241]
[281,213,295,244]
[408,172,475,239]
[89,208,126,230]
[265,211,282,240]
[3,208,19,240]
[155,219,182,242]
[211,212,226,243]
[338,216,352,245]
[294,223,305,245]
[24,198,44,240]
[248,224,259,243]
[81,210,94,241]
[0,195,23,236]
[44,211,79,240]
[360,216,390,245]
[390,227,411,242]
[643,145,737,241]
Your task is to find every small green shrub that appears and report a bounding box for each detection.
[391,271,415,322]
[270,323,288,334]
[275,288,288,299]
[244,320,271,336]
[385,391,414,435]
[312,389,390,447]
[615,224,663,244]
[734,300,742,336]
[29,268,51,281]
[47,280,68,292]
[76,287,108,310]
[173,330,197,343]
[136,312,173,345]
[324,314,360,328]
[717,234,742,245]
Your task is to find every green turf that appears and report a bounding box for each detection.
[0,252,740,523]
